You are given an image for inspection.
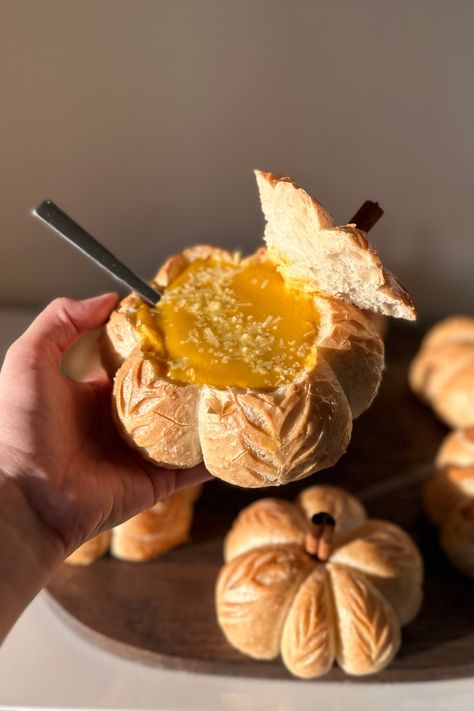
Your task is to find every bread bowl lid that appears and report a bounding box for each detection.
[255,170,415,320]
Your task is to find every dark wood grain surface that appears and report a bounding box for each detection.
[46,326,474,682]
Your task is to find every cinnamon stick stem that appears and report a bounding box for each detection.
[304,511,336,562]
[349,200,384,233]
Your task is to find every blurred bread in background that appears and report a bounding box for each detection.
[409,316,474,428]
[67,485,202,565]
[423,428,474,578]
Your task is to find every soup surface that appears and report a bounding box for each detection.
[134,255,319,389]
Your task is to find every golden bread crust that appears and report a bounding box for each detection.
[103,169,399,487]
[296,484,366,544]
[409,316,474,428]
[216,545,313,660]
[197,358,352,487]
[424,428,474,578]
[216,485,422,677]
[330,520,423,625]
[315,296,384,419]
[224,499,307,562]
[281,564,336,678]
[100,293,142,378]
[111,490,194,561]
[153,245,236,289]
[105,247,382,486]
[113,350,202,469]
[364,311,388,339]
[328,563,400,675]
[66,486,201,565]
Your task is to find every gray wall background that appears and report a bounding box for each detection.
[1,0,473,321]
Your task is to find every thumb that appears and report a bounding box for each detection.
[19,293,119,360]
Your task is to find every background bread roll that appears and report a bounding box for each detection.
[424,428,474,578]
[217,485,423,678]
[410,316,474,428]
[67,485,202,565]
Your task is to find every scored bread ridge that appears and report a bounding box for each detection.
[330,519,424,626]
[197,356,352,487]
[327,563,401,675]
[255,170,415,321]
[280,564,336,678]
[221,488,422,626]
[113,351,202,469]
[103,244,384,487]
[215,544,314,660]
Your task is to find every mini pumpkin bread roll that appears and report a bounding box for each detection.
[424,428,474,578]
[409,316,474,428]
[66,485,202,565]
[111,488,196,562]
[101,171,415,488]
[216,484,423,678]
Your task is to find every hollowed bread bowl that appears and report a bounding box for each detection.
[101,171,415,487]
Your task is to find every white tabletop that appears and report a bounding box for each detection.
[0,308,473,710]
[1,592,474,711]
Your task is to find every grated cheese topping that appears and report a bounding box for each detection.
[134,255,319,389]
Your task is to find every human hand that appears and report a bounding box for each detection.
[0,294,209,558]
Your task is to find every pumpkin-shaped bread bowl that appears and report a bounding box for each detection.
[101,171,415,487]
[424,428,474,578]
[67,485,201,565]
[216,485,423,678]
[409,316,474,428]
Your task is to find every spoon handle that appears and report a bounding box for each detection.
[33,200,162,306]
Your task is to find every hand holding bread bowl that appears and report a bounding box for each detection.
[101,171,415,487]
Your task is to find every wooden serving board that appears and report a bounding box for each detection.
[46,327,474,682]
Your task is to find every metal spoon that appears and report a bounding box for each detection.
[33,200,162,306]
